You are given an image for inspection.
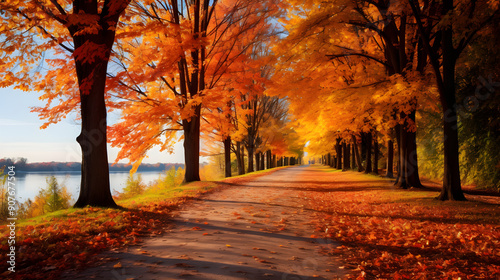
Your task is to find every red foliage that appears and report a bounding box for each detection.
[0,196,198,279]
[299,173,500,279]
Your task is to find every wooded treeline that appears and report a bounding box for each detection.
[0,158,184,172]
[270,0,499,198]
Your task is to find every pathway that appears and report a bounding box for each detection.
[65,166,345,280]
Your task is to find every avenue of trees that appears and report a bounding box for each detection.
[0,0,498,207]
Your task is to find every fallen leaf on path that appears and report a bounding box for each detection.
[175,263,194,268]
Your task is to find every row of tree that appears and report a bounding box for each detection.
[269,0,499,198]
[0,0,303,207]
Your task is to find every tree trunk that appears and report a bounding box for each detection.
[224,137,232,177]
[351,142,356,170]
[438,18,465,200]
[406,110,423,187]
[364,132,372,173]
[260,153,265,170]
[74,60,116,208]
[395,110,423,188]
[343,143,351,170]
[351,134,363,172]
[373,134,379,175]
[336,138,342,169]
[394,124,402,185]
[386,139,394,178]
[272,154,276,168]
[182,105,201,183]
[255,152,260,171]
[408,0,465,200]
[72,10,126,208]
[266,150,272,169]
[236,142,245,175]
[247,144,254,173]
[439,101,465,200]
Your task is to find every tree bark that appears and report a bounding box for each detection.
[72,0,128,208]
[351,134,363,172]
[236,141,245,175]
[437,0,466,200]
[386,139,394,178]
[395,110,423,188]
[183,105,201,182]
[336,138,342,169]
[343,143,351,170]
[351,142,356,170]
[364,132,373,173]
[260,153,265,170]
[74,60,116,208]
[255,152,260,171]
[224,137,232,177]
[373,133,379,175]
[247,143,254,173]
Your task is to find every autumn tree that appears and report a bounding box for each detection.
[408,0,499,200]
[0,0,130,207]
[108,0,280,182]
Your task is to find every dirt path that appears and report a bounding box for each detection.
[65,166,345,280]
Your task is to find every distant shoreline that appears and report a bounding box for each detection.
[0,158,184,173]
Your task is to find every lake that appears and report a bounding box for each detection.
[11,171,165,203]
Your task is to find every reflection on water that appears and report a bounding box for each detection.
[12,171,163,203]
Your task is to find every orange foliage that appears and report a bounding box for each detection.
[300,170,500,279]
[107,0,282,172]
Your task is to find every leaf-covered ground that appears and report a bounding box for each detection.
[300,166,500,279]
[2,166,499,279]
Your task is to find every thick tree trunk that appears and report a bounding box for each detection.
[438,21,465,200]
[351,134,363,172]
[272,154,276,168]
[74,61,116,208]
[72,12,125,208]
[183,106,201,183]
[364,132,373,173]
[224,137,232,178]
[386,139,394,178]
[396,110,423,188]
[266,150,272,169]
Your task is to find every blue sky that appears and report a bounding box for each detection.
[0,87,185,164]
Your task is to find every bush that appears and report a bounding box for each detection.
[120,174,146,199]
[15,176,72,219]
[154,167,184,190]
